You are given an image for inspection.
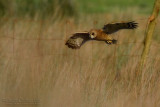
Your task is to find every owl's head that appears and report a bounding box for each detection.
[89,29,98,39]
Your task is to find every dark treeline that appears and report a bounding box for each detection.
[0,0,76,18]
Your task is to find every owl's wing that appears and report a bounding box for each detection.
[102,21,138,34]
[65,32,91,49]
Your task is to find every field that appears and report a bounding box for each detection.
[0,0,160,107]
[78,0,154,14]
[0,0,155,17]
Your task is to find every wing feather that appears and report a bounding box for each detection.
[65,32,90,49]
[102,21,138,34]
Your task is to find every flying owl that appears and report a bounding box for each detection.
[65,21,138,49]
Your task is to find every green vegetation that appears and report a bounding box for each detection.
[0,0,155,18]
[78,0,154,14]
[0,0,76,18]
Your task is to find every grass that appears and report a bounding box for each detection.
[0,0,155,18]
[78,0,154,14]
[0,9,160,107]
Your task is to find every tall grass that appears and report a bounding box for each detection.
[0,0,76,18]
[0,0,155,19]
[0,10,160,107]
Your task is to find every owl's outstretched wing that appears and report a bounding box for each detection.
[65,32,91,49]
[102,21,138,34]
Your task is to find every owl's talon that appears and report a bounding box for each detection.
[107,40,112,44]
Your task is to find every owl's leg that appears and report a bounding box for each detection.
[104,35,117,45]
[105,40,112,45]
[105,39,117,45]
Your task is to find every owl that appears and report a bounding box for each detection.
[65,21,138,49]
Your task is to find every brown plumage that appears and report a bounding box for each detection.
[65,21,138,49]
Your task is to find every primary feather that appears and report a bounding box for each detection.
[65,32,90,49]
[102,21,138,34]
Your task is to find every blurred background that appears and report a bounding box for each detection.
[0,0,155,18]
[0,0,160,107]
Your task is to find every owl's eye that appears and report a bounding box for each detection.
[92,33,95,35]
